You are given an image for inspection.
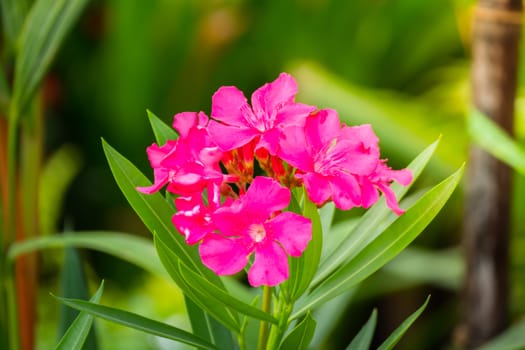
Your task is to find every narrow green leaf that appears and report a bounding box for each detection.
[11,0,89,118]
[54,296,218,350]
[468,109,525,174]
[377,296,430,350]
[279,312,316,350]
[478,318,525,350]
[57,248,98,350]
[7,231,169,280]
[346,309,377,350]
[315,137,441,285]
[293,165,463,318]
[154,235,241,334]
[54,281,104,350]
[147,110,178,145]
[102,139,223,285]
[178,260,278,325]
[0,0,30,46]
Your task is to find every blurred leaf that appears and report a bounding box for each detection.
[39,145,82,235]
[154,235,241,335]
[287,190,323,301]
[11,0,89,119]
[0,65,9,114]
[346,309,377,350]
[478,318,525,350]
[102,139,223,285]
[316,137,441,284]
[54,280,104,350]
[0,0,30,46]
[54,294,218,350]
[468,109,525,174]
[7,231,168,280]
[57,248,98,350]
[147,110,177,145]
[377,296,430,350]
[293,164,463,318]
[279,312,316,350]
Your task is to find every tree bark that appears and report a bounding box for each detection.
[460,0,522,348]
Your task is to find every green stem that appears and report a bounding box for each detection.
[6,262,20,350]
[257,286,273,350]
[266,296,293,350]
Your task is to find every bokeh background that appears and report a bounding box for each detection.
[31,0,525,349]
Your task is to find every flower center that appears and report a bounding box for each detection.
[249,224,266,243]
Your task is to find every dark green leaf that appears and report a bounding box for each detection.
[346,309,377,350]
[147,109,178,145]
[279,312,316,350]
[54,295,218,350]
[11,0,89,118]
[0,0,30,46]
[377,296,430,350]
[54,281,104,350]
[293,165,463,318]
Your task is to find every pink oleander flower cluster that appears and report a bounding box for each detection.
[137,73,412,287]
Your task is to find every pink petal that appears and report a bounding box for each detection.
[208,122,259,151]
[172,210,212,245]
[376,183,405,215]
[257,128,281,155]
[330,174,361,210]
[213,201,250,237]
[275,103,316,126]
[136,171,169,194]
[305,109,341,152]
[278,125,312,171]
[299,172,332,205]
[333,139,379,175]
[360,178,380,208]
[248,241,289,287]
[172,111,209,138]
[145,141,176,167]
[211,86,249,126]
[251,73,297,118]
[243,177,291,216]
[266,212,312,257]
[199,236,250,275]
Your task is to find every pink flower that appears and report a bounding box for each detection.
[137,115,235,196]
[279,109,380,210]
[208,73,315,154]
[198,177,312,287]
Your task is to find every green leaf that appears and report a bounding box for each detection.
[54,294,218,350]
[154,235,241,334]
[293,164,463,318]
[468,109,525,174]
[0,0,30,46]
[102,139,223,285]
[315,137,441,285]
[147,109,178,145]
[7,231,169,280]
[346,309,377,350]
[11,0,90,119]
[377,296,430,350]
[478,318,525,350]
[57,248,98,350]
[286,190,323,301]
[178,260,278,325]
[54,281,104,350]
[279,312,316,350]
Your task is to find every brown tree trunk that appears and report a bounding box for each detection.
[460,1,522,348]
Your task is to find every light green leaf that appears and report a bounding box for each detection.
[377,296,430,350]
[54,294,218,350]
[147,110,178,145]
[293,164,463,318]
[54,281,104,350]
[11,0,89,119]
[478,318,525,350]
[315,137,441,285]
[0,0,30,46]
[154,235,241,334]
[468,109,525,174]
[7,231,169,280]
[279,312,316,350]
[286,190,323,301]
[178,260,278,325]
[346,309,377,350]
[102,139,223,285]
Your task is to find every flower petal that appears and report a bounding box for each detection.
[251,73,297,118]
[299,172,332,205]
[211,86,249,126]
[248,241,289,287]
[278,125,312,171]
[208,122,259,151]
[330,173,361,210]
[267,212,312,257]
[243,176,291,216]
[305,109,341,151]
[199,235,250,275]
[172,111,209,138]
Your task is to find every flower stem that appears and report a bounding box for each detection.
[257,286,272,350]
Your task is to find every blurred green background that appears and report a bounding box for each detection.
[31,0,525,348]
